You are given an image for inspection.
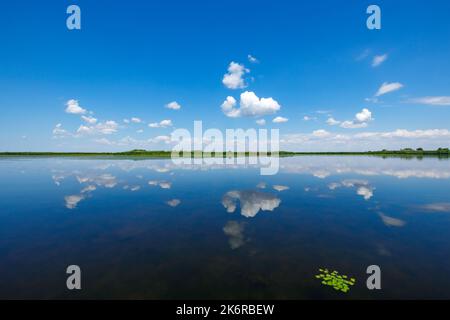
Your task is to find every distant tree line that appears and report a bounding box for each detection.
[0,148,449,158]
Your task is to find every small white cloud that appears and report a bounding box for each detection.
[81,115,97,124]
[166,101,181,110]
[312,129,331,138]
[52,123,70,137]
[340,121,368,129]
[247,54,259,63]
[221,91,280,118]
[339,108,373,129]
[77,120,119,136]
[326,117,340,126]
[95,120,119,135]
[409,96,450,106]
[222,62,249,89]
[375,82,404,97]
[372,54,388,67]
[148,119,173,128]
[272,116,288,123]
[256,119,266,126]
[131,117,142,123]
[77,125,93,135]
[65,99,87,114]
[221,96,238,117]
[149,135,171,144]
[355,108,372,122]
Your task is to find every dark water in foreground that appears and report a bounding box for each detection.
[1,156,450,299]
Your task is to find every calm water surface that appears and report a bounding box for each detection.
[1,156,450,299]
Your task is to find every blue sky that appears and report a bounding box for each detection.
[1,0,450,151]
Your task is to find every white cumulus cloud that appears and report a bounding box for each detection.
[355,108,372,122]
[65,99,87,114]
[221,91,281,118]
[339,108,373,129]
[165,101,181,110]
[222,62,249,89]
[148,119,173,128]
[326,117,340,126]
[77,120,118,135]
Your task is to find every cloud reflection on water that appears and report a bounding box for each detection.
[222,190,281,218]
[328,179,375,200]
[223,221,246,249]
[47,156,450,211]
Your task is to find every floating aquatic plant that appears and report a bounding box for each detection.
[315,268,356,293]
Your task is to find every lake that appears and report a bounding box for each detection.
[1,156,450,299]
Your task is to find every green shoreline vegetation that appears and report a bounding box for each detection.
[0,148,449,158]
